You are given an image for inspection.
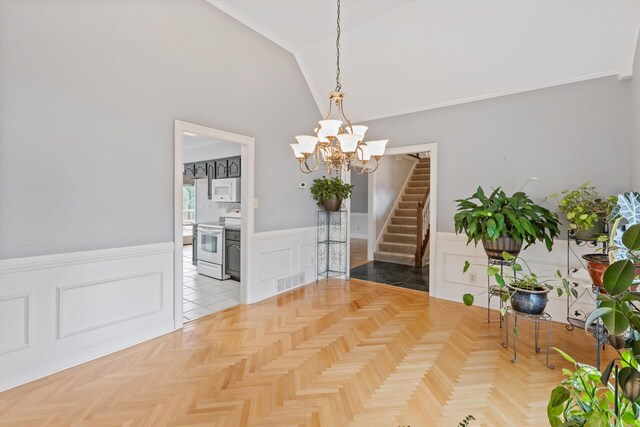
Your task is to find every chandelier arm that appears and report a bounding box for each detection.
[337,99,353,133]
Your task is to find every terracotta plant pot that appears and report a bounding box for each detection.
[321,196,342,212]
[481,236,523,261]
[583,253,640,292]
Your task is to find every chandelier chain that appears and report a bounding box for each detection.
[335,0,341,92]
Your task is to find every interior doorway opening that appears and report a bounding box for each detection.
[348,144,437,293]
[173,121,255,329]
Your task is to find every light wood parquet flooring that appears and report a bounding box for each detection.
[0,279,599,426]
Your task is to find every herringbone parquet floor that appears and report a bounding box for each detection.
[0,279,598,426]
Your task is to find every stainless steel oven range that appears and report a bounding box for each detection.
[196,224,229,280]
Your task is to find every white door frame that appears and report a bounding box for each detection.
[173,120,255,330]
[367,143,438,294]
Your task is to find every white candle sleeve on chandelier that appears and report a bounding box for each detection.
[290,143,304,159]
[336,133,361,153]
[295,135,319,154]
[365,140,388,156]
[318,120,342,138]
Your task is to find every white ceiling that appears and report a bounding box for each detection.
[210,0,640,123]
[183,134,227,150]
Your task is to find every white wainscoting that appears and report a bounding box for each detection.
[0,242,175,392]
[250,227,316,304]
[433,232,599,324]
[350,213,368,239]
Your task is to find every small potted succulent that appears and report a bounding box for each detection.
[310,176,354,212]
[547,182,616,241]
[462,252,571,315]
[454,186,560,260]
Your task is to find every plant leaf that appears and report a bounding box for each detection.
[600,301,630,336]
[547,386,570,419]
[463,260,470,273]
[602,259,636,295]
[462,294,474,306]
[584,307,612,332]
[495,274,505,286]
[618,366,640,402]
[622,223,640,251]
[600,358,616,385]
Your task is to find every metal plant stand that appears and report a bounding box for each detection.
[563,231,609,370]
[487,257,515,327]
[316,209,348,281]
[502,307,554,369]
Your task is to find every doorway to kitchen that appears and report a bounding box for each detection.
[174,121,254,328]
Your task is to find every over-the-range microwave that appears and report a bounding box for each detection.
[211,178,240,202]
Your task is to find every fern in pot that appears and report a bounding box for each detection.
[454,186,560,260]
[310,176,354,212]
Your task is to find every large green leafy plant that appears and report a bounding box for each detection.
[548,182,616,235]
[547,223,640,426]
[309,176,353,204]
[454,186,560,251]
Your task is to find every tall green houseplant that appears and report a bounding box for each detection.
[454,186,560,259]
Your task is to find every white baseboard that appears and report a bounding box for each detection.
[433,232,599,324]
[0,242,175,392]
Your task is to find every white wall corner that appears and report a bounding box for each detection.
[619,3,640,80]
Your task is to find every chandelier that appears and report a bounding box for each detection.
[290,0,387,175]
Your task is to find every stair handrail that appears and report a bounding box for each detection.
[415,189,430,267]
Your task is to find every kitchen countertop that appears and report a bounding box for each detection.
[192,221,241,231]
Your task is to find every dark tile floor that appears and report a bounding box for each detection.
[350,261,429,293]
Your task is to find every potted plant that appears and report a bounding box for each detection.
[462,252,572,316]
[310,176,354,212]
[583,192,640,292]
[454,186,560,260]
[547,223,640,426]
[548,182,616,241]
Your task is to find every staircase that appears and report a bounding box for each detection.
[374,157,430,267]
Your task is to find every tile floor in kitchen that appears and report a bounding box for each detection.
[183,245,241,322]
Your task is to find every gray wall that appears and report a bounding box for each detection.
[631,33,640,192]
[349,170,368,213]
[362,77,630,233]
[0,0,321,259]
[374,156,416,239]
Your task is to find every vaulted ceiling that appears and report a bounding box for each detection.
[209,0,640,123]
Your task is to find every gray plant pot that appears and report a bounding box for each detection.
[481,236,523,260]
[508,284,550,315]
[573,221,605,241]
[322,196,342,212]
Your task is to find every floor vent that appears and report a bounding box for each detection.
[276,272,306,294]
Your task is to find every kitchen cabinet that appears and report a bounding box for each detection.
[225,229,241,281]
[215,160,228,179]
[214,156,241,179]
[227,157,241,178]
[183,162,207,179]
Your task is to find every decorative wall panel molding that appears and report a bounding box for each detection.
[0,243,175,392]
